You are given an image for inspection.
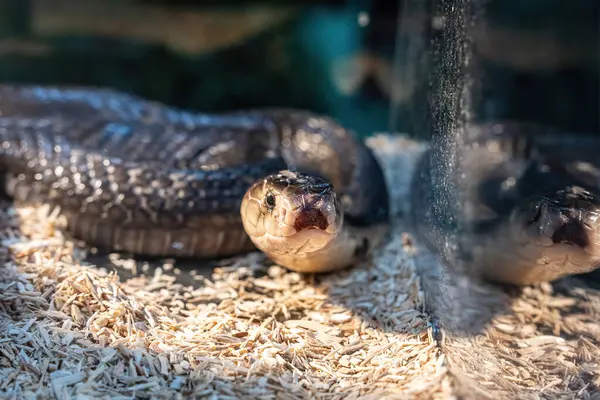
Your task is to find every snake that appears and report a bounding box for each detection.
[0,85,390,274]
[411,122,600,285]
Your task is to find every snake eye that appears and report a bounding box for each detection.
[265,193,276,210]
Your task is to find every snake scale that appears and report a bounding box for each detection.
[0,85,390,273]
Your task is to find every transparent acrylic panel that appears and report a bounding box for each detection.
[398,0,599,334]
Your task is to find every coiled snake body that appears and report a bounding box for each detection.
[0,85,390,273]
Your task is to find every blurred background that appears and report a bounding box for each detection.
[0,0,597,139]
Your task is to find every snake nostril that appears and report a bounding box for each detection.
[293,208,329,231]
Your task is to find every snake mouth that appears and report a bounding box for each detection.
[247,211,338,258]
[274,201,340,244]
[293,208,329,231]
[275,203,339,238]
[551,221,590,249]
[517,187,600,255]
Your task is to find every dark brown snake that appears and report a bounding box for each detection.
[0,85,390,273]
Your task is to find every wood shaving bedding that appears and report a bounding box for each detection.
[0,134,597,399]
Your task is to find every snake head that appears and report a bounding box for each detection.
[240,170,342,261]
[512,186,600,257]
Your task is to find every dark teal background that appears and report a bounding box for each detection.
[0,0,597,138]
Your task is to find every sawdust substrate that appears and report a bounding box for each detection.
[0,134,598,399]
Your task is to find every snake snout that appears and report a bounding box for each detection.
[280,191,339,236]
[294,207,329,231]
[550,219,590,248]
[533,190,600,252]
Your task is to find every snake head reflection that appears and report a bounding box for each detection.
[511,186,600,255]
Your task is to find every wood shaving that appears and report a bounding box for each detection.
[0,134,597,399]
